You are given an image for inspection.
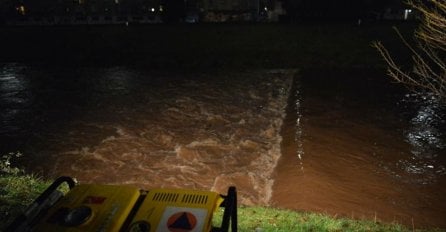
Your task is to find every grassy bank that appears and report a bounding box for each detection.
[213,206,432,232]
[0,22,415,69]
[1,172,443,231]
[0,153,50,231]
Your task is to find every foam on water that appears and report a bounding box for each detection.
[40,69,295,205]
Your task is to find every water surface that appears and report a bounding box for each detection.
[272,69,446,228]
[0,64,292,205]
[1,64,445,228]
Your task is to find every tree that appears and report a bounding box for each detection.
[373,0,446,100]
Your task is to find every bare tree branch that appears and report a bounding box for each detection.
[372,0,446,101]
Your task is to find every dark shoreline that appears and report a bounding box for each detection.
[0,22,415,69]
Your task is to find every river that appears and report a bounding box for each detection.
[272,68,446,228]
[1,64,445,228]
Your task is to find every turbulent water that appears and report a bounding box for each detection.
[0,64,293,205]
[1,64,446,228]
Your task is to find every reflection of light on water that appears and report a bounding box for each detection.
[398,93,446,184]
[101,67,135,92]
[294,79,304,173]
[0,63,28,93]
[0,63,29,126]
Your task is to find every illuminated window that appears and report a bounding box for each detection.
[404,9,412,20]
[17,5,26,15]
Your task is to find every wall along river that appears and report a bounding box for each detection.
[1,64,445,228]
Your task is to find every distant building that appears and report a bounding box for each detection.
[4,0,163,25]
[372,1,418,21]
[2,0,283,25]
[267,0,285,22]
[198,0,283,22]
[202,0,257,11]
[381,7,417,21]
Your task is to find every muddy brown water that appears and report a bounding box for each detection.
[272,69,446,228]
[1,66,294,206]
[1,65,445,228]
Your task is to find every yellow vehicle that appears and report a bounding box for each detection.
[7,176,237,232]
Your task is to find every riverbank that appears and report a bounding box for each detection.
[0,22,415,69]
[1,173,442,232]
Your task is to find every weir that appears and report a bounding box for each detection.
[272,68,446,228]
[2,64,445,228]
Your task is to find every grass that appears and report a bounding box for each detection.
[1,152,443,232]
[0,174,50,228]
[212,206,435,232]
[0,153,51,231]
